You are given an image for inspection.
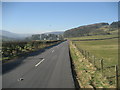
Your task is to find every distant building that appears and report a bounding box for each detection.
[31,34,63,40]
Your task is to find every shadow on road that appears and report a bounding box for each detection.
[2,42,63,74]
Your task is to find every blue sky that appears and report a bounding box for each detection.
[2,2,118,34]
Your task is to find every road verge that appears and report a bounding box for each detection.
[69,41,115,88]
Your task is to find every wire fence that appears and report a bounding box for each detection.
[72,42,120,88]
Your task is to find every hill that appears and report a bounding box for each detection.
[0,30,32,39]
[0,36,17,42]
[0,30,32,41]
[64,21,119,38]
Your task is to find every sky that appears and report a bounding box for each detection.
[2,2,118,34]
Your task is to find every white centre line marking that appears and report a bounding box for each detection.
[52,50,54,53]
[35,59,45,67]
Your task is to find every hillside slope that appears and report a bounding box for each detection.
[64,21,119,38]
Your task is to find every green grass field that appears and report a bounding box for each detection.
[70,35,118,87]
[73,38,118,67]
[68,34,118,40]
[70,41,116,88]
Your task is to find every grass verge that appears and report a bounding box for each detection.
[69,41,115,88]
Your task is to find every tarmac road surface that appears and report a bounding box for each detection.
[2,41,75,88]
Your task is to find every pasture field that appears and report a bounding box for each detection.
[69,42,115,88]
[68,34,118,40]
[69,34,119,88]
[72,36,118,67]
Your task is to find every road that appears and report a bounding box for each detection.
[2,41,75,88]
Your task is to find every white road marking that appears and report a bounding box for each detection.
[52,50,54,53]
[35,59,45,67]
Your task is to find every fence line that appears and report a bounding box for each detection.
[72,42,119,88]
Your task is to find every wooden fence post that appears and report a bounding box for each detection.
[74,43,76,46]
[100,59,103,76]
[93,55,95,66]
[115,65,118,89]
[83,50,85,57]
[85,50,86,59]
[81,50,83,55]
[87,52,89,59]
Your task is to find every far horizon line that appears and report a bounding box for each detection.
[1,30,65,35]
[1,20,118,34]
